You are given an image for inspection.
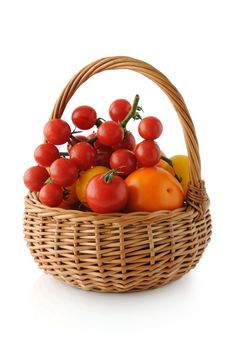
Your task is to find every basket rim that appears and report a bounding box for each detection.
[25,191,199,222]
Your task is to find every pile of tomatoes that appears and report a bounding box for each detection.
[24,95,187,213]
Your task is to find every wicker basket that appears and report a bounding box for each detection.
[24,56,212,292]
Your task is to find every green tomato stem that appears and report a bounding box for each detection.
[121,94,140,129]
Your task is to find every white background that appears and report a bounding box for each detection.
[0,0,249,349]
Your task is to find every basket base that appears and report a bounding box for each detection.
[24,192,212,293]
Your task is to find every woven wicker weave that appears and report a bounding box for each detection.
[24,56,212,292]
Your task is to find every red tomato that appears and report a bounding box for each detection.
[94,146,112,167]
[87,132,107,150]
[67,135,88,152]
[135,140,161,166]
[50,158,78,187]
[43,119,71,145]
[34,143,60,167]
[23,166,50,192]
[109,99,131,122]
[112,132,136,151]
[138,116,163,140]
[110,149,137,176]
[86,173,128,213]
[72,106,97,130]
[70,142,96,170]
[39,183,63,207]
[97,121,124,146]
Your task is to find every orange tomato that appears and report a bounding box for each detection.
[125,166,184,212]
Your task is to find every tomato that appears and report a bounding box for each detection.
[135,140,161,166]
[125,167,184,212]
[110,149,137,176]
[170,155,190,195]
[23,166,50,192]
[76,166,109,205]
[94,147,112,167]
[112,132,136,151]
[59,182,79,209]
[50,158,78,187]
[67,135,88,152]
[34,143,60,167]
[138,116,163,140]
[43,119,71,145]
[72,106,97,130]
[69,142,96,170]
[97,121,124,146]
[157,158,175,176]
[39,183,63,207]
[86,172,128,213]
[109,99,131,122]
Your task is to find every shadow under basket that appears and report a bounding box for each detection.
[23,56,212,292]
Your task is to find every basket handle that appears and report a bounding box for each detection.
[50,56,209,216]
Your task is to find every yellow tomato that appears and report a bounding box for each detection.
[58,182,78,209]
[76,166,109,205]
[171,155,189,195]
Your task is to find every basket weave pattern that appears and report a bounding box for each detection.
[24,56,212,292]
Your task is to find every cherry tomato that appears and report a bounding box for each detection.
[39,183,63,207]
[138,116,163,140]
[76,166,109,205]
[125,167,184,212]
[72,106,97,130]
[86,172,128,213]
[94,147,112,167]
[110,149,137,176]
[50,158,78,187]
[97,121,124,146]
[109,99,131,122]
[70,142,96,170]
[23,166,50,192]
[67,135,88,152]
[112,132,136,151]
[135,140,161,166]
[43,119,71,145]
[34,143,60,167]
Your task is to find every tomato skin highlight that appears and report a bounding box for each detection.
[69,142,96,170]
[110,149,137,176]
[109,99,131,122]
[23,166,50,192]
[97,121,124,146]
[34,143,60,167]
[50,158,78,187]
[135,140,161,166]
[39,183,63,207]
[86,174,128,213]
[72,106,97,130]
[43,119,71,145]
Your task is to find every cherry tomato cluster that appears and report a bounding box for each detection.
[24,94,168,213]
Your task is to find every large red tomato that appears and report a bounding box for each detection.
[86,172,128,213]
